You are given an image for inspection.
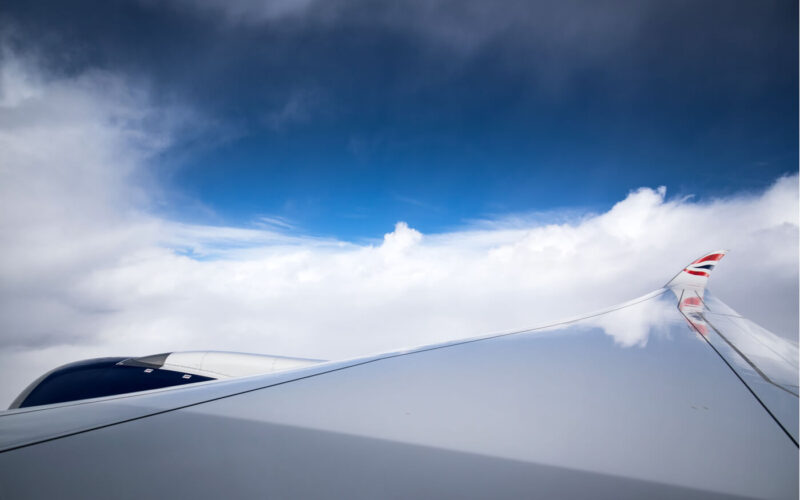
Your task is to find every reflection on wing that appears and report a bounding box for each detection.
[668,251,798,445]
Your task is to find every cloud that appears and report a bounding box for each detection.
[158,0,646,54]
[150,0,651,90]
[261,88,326,132]
[0,51,797,407]
[153,0,315,24]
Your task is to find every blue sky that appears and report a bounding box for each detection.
[4,0,797,240]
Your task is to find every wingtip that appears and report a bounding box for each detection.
[666,250,728,290]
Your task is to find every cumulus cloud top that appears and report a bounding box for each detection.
[0,52,797,406]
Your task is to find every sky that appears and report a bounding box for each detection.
[0,0,797,406]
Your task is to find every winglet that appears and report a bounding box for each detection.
[666,250,728,291]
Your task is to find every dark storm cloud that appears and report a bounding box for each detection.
[4,0,794,118]
[1,0,796,233]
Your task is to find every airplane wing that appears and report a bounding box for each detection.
[0,252,797,499]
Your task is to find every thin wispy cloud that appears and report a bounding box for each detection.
[0,51,797,407]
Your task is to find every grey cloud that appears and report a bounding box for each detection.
[262,88,326,131]
[151,0,315,24]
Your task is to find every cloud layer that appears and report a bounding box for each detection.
[0,51,797,407]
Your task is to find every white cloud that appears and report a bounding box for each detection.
[0,51,797,407]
